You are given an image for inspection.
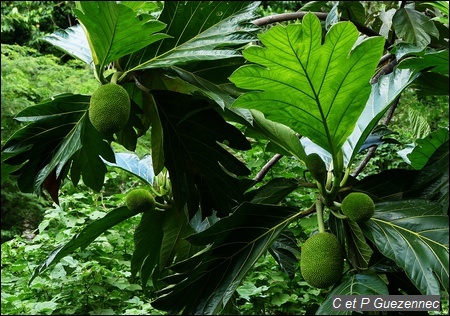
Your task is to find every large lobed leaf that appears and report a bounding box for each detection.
[124,1,260,71]
[360,200,449,295]
[2,94,115,195]
[152,90,251,218]
[73,1,169,75]
[229,13,385,157]
[151,202,299,314]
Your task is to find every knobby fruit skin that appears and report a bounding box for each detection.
[88,83,130,134]
[125,189,156,214]
[341,192,375,223]
[305,153,327,183]
[300,232,344,288]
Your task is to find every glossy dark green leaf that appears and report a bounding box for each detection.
[230,13,384,157]
[268,228,301,278]
[407,127,449,170]
[316,272,389,315]
[360,200,449,295]
[345,220,373,270]
[125,1,260,71]
[131,209,165,286]
[30,206,136,285]
[151,202,299,314]
[244,178,301,204]
[153,90,251,218]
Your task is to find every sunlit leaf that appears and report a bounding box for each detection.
[125,1,260,71]
[230,13,385,157]
[73,2,169,74]
[103,152,154,185]
[43,25,93,67]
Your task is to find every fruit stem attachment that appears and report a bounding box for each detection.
[329,208,348,220]
[111,71,124,84]
[316,199,326,233]
[155,201,171,210]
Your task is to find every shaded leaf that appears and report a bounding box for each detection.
[360,200,449,295]
[358,125,400,152]
[153,90,250,218]
[230,13,385,157]
[392,7,440,49]
[131,210,165,287]
[30,206,136,284]
[244,177,301,204]
[2,94,114,194]
[345,220,373,270]
[151,202,299,314]
[268,228,301,278]
[398,49,449,75]
[316,272,389,315]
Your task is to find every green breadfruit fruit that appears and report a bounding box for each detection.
[341,192,375,223]
[305,153,327,183]
[125,189,155,213]
[301,232,344,288]
[89,83,130,134]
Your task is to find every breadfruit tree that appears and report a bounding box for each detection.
[1,1,448,314]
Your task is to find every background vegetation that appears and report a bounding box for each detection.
[1,1,448,315]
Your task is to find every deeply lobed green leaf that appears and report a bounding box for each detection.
[230,13,385,157]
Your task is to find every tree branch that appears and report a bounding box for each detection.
[252,11,392,49]
[253,153,283,182]
[351,97,401,177]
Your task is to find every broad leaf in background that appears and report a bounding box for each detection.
[125,1,260,71]
[360,200,449,295]
[316,272,389,315]
[103,152,154,185]
[1,94,115,195]
[44,24,93,67]
[268,229,301,278]
[153,90,251,218]
[30,206,137,285]
[73,1,169,77]
[230,13,384,157]
[406,127,449,170]
[393,7,440,49]
[342,68,420,166]
[151,202,299,314]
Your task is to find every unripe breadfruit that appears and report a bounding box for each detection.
[301,232,344,288]
[89,83,130,134]
[305,153,327,183]
[125,189,155,213]
[341,192,375,223]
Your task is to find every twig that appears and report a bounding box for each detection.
[351,97,401,177]
[253,153,283,182]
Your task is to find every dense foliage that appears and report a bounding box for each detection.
[1,1,449,315]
